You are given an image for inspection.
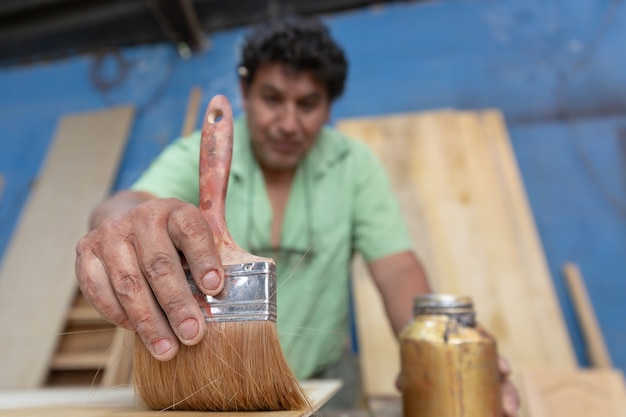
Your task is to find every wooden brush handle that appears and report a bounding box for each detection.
[199,95,269,265]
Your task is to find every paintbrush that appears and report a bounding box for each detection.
[133,94,310,411]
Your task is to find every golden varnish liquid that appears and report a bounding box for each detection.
[400,297,502,417]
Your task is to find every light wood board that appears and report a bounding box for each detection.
[563,262,613,368]
[337,110,576,397]
[181,86,202,137]
[101,329,135,387]
[0,106,135,389]
[517,368,626,417]
[0,379,341,416]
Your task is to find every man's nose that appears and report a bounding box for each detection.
[278,104,298,135]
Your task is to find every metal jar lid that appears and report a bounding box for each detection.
[413,294,474,315]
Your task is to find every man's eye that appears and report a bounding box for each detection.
[299,100,317,111]
[263,95,281,105]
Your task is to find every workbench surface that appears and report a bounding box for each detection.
[0,380,342,416]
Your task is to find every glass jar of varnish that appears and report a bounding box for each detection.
[400,294,502,417]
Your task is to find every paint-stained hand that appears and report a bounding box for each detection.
[75,192,224,361]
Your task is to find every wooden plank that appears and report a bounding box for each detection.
[50,352,111,370]
[54,324,116,354]
[0,106,135,389]
[350,256,399,397]
[517,368,626,417]
[66,290,103,323]
[0,379,342,416]
[66,306,105,324]
[337,110,576,397]
[563,262,613,368]
[480,111,574,364]
[181,86,202,137]
[101,329,134,387]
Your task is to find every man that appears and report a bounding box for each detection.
[76,15,518,414]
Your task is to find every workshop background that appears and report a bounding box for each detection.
[0,0,625,394]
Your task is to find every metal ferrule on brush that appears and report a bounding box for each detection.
[186,261,277,323]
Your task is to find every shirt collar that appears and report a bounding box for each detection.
[230,115,350,182]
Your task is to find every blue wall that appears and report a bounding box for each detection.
[1,0,625,372]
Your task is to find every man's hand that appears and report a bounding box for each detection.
[499,355,521,417]
[75,193,223,361]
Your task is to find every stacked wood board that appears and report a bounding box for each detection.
[47,291,135,387]
[337,109,577,397]
[0,106,135,389]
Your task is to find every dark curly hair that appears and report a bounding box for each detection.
[238,15,348,102]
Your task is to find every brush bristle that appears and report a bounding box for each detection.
[133,321,311,411]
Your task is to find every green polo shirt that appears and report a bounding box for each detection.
[131,116,413,379]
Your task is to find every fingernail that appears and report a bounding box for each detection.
[152,338,173,356]
[202,270,221,291]
[178,318,199,341]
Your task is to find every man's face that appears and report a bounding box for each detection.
[242,62,331,172]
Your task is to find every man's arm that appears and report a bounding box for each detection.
[367,250,431,336]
